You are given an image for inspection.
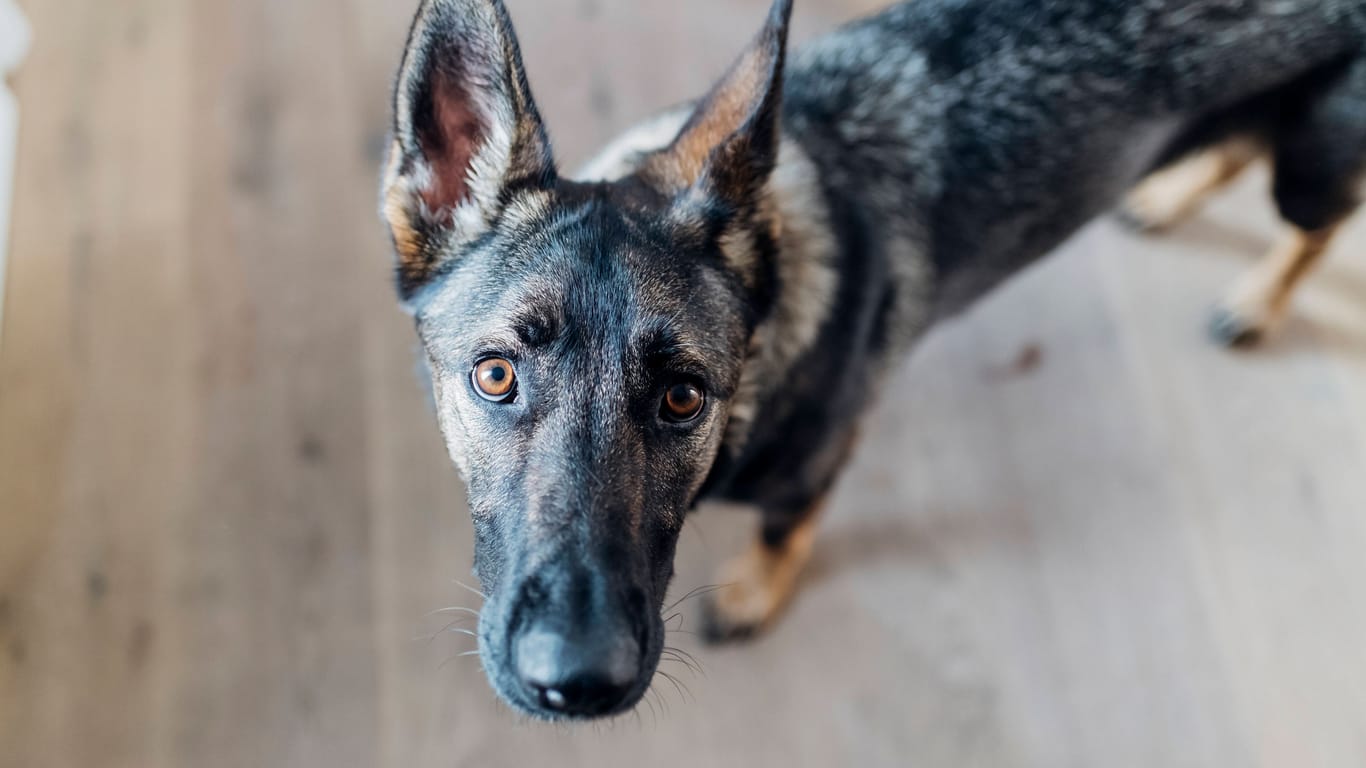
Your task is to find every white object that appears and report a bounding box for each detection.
[0,0,30,344]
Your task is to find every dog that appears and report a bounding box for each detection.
[381,0,1366,719]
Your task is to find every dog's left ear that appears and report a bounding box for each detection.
[382,0,556,302]
[643,0,793,221]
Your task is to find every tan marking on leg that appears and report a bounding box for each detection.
[1211,225,1338,346]
[704,503,823,641]
[1121,139,1260,231]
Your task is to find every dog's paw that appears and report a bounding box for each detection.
[1117,185,1192,233]
[1209,273,1287,349]
[1208,303,1270,349]
[700,558,780,643]
[700,598,763,643]
[700,529,816,644]
[700,513,820,644]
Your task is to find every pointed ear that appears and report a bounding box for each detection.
[642,0,793,217]
[382,0,556,300]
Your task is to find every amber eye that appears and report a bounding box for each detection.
[472,358,517,402]
[662,382,705,422]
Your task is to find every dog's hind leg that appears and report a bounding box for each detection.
[1118,137,1261,232]
[1209,58,1366,347]
[701,498,825,642]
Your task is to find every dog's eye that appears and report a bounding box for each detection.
[661,382,705,422]
[472,358,517,402]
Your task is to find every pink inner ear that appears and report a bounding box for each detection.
[419,66,486,217]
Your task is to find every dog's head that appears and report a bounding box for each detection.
[382,0,793,719]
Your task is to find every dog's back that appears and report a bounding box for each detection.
[781,0,1366,320]
[684,0,1366,526]
[572,0,1366,490]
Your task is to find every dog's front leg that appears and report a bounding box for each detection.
[701,497,826,642]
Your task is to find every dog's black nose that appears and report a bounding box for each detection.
[513,625,640,717]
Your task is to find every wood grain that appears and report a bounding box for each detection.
[2,1,1364,766]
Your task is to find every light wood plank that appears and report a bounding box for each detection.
[2,2,1365,767]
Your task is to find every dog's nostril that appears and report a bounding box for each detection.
[524,672,633,716]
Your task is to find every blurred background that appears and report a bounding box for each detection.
[3,0,1366,766]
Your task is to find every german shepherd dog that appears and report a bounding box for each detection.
[381,0,1366,719]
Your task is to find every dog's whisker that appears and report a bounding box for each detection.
[660,656,703,678]
[418,625,479,644]
[414,614,478,645]
[453,579,487,601]
[646,685,668,717]
[454,583,487,602]
[642,688,659,725]
[654,668,682,700]
[436,633,482,671]
[656,668,693,703]
[660,607,704,639]
[412,625,467,644]
[661,612,700,636]
[659,649,702,676]
[661,584,714,614]
[436,647,479,672]
[663,644,704,672]
[425,606,481,618]
[661,583,728,615]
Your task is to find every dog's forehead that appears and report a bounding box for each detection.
[510,201,695,317]
[420,196,716,353]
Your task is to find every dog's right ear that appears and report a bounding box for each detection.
[382,0,556,302]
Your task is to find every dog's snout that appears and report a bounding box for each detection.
[513,624,641,717]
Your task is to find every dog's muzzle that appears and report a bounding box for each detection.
[501,561,651,718]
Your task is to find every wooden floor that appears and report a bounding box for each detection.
[3,0,1366,766]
